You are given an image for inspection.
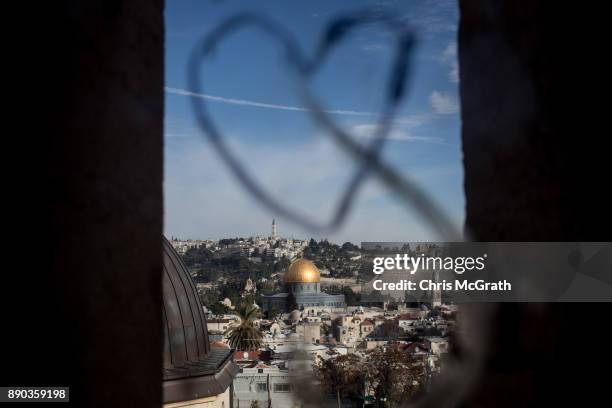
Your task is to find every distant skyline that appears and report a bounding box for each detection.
[164,0,463,243]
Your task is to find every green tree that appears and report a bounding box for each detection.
[267,305,281,320]
[343,286,361,306]
[341,242,359,251]
[303,246,313,259]
[378,320,401,340]
[274,257,290,273]
[314,354,362,408]
[208,301,230,315]
[226,304,264,351]
[364,347,426,407]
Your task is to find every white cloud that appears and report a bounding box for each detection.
[401,0,458,38]
[441,41,456,60]
[351,123,447,145]
[448,63,459,83]
[429,91,459,114]
[165,135,352,238]
[164,130,461,243]
[441,41,460,83]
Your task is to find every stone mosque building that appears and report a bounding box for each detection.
[261,258,346,314]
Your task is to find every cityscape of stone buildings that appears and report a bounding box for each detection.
[213,300,455,407]
[168,220,456,407]
[171,219,308,261]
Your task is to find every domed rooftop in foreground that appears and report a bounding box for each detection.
[284,258,320,283]
[162,236,238,404]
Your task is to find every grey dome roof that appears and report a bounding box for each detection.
[163,237,209,370]
[162,237,238,403]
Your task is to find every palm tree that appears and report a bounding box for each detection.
[226,304,264,351]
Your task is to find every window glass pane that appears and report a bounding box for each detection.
[274,383,291,393]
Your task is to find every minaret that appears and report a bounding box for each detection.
[271,218,278,239]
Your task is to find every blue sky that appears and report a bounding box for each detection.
[164,0,463,243]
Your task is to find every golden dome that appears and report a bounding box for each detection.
[284,259,320,283]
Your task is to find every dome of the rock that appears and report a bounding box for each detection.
[284,259,320,283]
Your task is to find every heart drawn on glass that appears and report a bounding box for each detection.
[187,10,462,241]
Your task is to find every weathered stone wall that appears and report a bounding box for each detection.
[4,1,164,406]
[459,1,609,406]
